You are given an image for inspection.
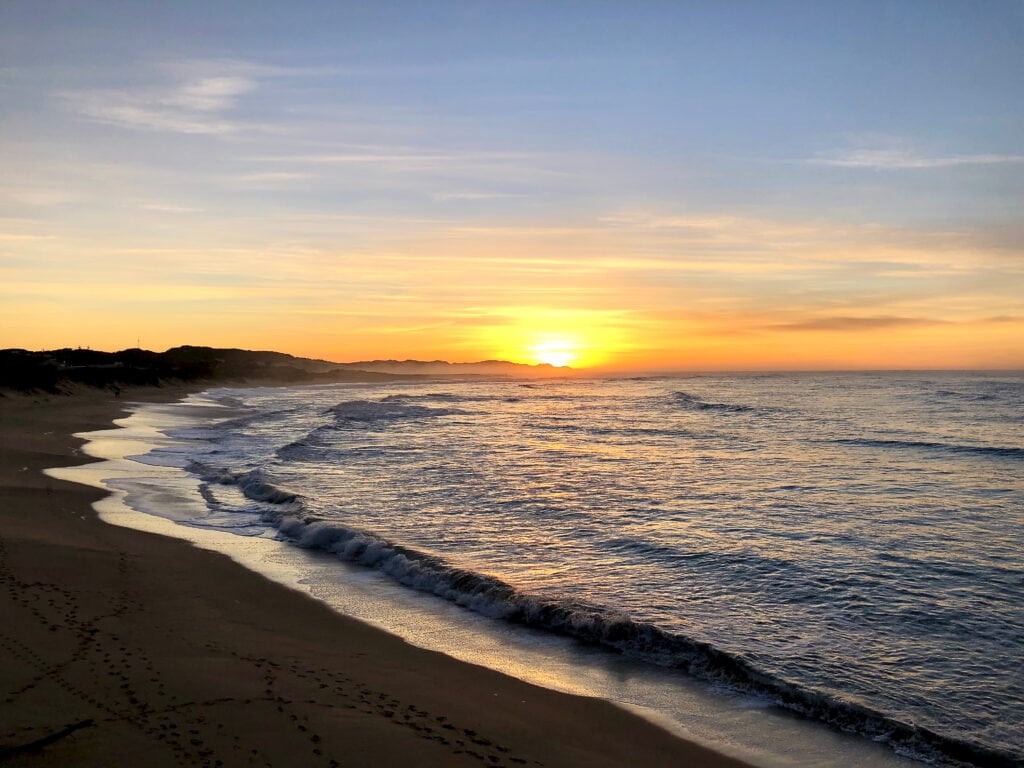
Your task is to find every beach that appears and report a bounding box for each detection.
[0,386,752,768]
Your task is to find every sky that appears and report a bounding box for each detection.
[2,1,1023,370]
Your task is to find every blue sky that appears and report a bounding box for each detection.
[2,1,1022,367]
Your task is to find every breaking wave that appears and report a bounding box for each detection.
[186,459,1022,768]
[671,391,756,413]
[271,399,469,461]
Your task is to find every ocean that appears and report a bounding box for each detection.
[54,372,1024,767]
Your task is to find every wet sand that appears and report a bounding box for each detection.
[0,385,754,767]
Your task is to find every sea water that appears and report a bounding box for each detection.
[51,372,1023,767]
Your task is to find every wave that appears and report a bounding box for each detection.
[165,412,265,441]
[381,392,492,404]
[671,391,756,413]
[328,399,469,422]
[274,424,340,462]
[186,459,1020,768]
[933,389,998,403]
[209,394,247,408]
[272,399,471,462]
[273,399,469,461]
[380,391,579,405]
[830,438,1024,460]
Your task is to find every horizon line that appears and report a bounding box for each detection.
[5,345,1022,376]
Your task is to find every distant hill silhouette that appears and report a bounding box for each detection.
[329,359,566,376]
[0,346,571,393]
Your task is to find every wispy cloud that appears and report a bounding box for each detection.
[0,232,55,241]
[161,58,337,81]
[162,76,255,112]
[61,88,250,135]
[228,171,314,188]
[600,211,821,239]
[255,151,460,165]
[982,315,1022,324]
[433,191,524,201]
[810,148,1024,170]
[138,203,204,213]
[0,186,74,206]
[769,315,948,332]
[248,149,553,184]
[57,59,289,135]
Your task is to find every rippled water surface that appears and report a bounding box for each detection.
[138,372,1023,766]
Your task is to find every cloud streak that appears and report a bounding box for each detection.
[57,60,288,135]
[768,316,948,332]
[810,148,1024,170]
[61,88,249,135]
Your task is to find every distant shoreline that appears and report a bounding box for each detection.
[4,348,1018,397]
[0,346,574,394]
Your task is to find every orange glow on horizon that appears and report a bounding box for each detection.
[465,308,634,370]
[7,309,1024,373]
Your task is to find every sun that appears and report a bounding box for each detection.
[473,308,625,369]
[528,336,580,368]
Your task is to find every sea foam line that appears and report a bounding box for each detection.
[187,460,1021,768]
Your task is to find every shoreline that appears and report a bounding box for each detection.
[0,385,753,767]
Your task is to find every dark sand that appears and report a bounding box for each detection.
[0,385,754,767]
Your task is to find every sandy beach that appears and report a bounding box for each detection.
[0,385,753,767]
